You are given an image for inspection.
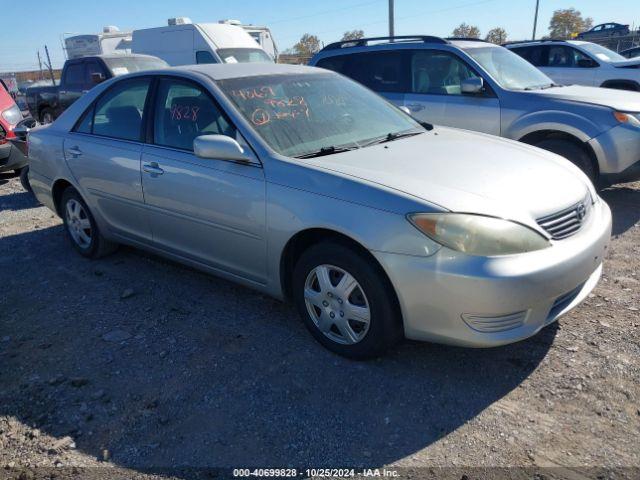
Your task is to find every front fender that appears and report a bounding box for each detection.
[505,110,603,143]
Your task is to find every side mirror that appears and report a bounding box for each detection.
[91,72,106,84]
[12,118,38,141]
[193,134,252,162]
[577,58,597,68]
[461,77,484,94]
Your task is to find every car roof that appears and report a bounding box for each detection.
[505,39,590,48]
[175,63,325,81]
[449,39,500,50]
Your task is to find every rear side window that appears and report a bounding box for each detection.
[316,51,406,93]
[153,78,235,151]
[64,63,85,87]
[91,78,151,141]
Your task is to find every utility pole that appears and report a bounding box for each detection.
[44,45,55,85]
[37,50,43,80]
[532,0,540,40]
[389,0,395,38]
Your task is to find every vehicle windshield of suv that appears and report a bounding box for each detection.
[217,73,423,158]
[465,46,556,90]
[579,43,626,63]
[217,48,273,64]
[103,56,169,75]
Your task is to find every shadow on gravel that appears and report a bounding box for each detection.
[601,184,640,236]
[0,222,558,474]
[0,174,39,212]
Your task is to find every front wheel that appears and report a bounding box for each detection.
[292,242,403,359]
[534,138,597,185]
[18,166,31,192]
[60,187,117,258]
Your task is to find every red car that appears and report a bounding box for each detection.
[0,79,28,175]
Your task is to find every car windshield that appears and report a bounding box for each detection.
[103,56,169,75]
[217,48,273,64]
[217,72,423,158]
[579,43,626,63]
[465,46,555,90]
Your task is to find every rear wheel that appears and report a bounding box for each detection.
[60,187,117,258]
[292,242,402,359]
[534,138,597,185]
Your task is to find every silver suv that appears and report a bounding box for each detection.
[309,36,640,185]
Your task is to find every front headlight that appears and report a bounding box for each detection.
[408,213,550,256]
[613,111,640,128]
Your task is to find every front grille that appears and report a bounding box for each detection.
[536,198,591,240]
[462,311,527,333]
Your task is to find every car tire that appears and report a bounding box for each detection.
[18,166,31,192]
[534,138,597,185]
[39,108,54,125]
[292,241,403,359]
[60,187,117,259]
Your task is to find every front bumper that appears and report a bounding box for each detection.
[374,199,612,347]
[0,142,28,172]
[589,123,640,183]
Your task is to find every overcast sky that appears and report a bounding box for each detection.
[1,0,638,71]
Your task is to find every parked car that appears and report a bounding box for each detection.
[27,63,611,358]
[576,23,630,40]
[620,46,640,59]
[505,40,640,91]
[132,17,273,66]
[0,79,28,176]
[310,36,640,185]
[25,54,168,124]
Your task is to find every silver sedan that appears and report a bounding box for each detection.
[27,63,611,358]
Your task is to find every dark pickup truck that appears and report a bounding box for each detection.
[26,54,168,124]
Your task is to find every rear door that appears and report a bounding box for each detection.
[140,76,267,283]
[63,77,153,243]
[404,49,500,134]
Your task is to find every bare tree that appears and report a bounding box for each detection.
[341,30,365,41]
[485,27,508,44]
[452,23,481,39]
[293,34,322,56]
[549,8,593,39]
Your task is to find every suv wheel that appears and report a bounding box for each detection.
[535,138,597,185]
[292,241,402,359]
[60,187,117,258]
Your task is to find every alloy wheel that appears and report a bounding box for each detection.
[65,198,92,249]
[304,264,371,345]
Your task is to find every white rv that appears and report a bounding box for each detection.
[131,18,273,66]
[219,20,279,60]
[64,26,132,59]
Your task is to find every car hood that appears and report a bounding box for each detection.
[532,84,640,112]
[306,128,591,227]
[610,58,640,68]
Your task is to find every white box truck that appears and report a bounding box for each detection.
[131,18,273,66]
[219,20,279,60]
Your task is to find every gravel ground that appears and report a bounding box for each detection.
[0,172,639,479]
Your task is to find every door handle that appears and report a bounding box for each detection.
[67,146,83,158]
[406,104,425,112]
[143,162,164,176]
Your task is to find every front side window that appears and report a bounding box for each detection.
[196,50,218,64]
[92,78,150,141]
[153,78,235,151]
[411,50,478,95]
[85,61,104,85]
[217,72,422,158]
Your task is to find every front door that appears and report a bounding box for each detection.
[540,45,597,86]
[404,49,500,135]
[140,77,267,283]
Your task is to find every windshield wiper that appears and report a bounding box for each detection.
[361,130,424,148]
[524,83,561,91]
[295,145,358,159]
